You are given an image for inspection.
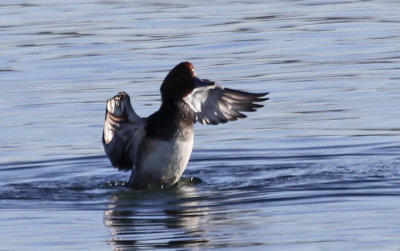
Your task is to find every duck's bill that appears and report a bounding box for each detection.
[194,77,215,88]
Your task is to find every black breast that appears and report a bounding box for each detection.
[145,100,194,141]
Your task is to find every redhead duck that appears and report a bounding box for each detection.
[103,62,268,188]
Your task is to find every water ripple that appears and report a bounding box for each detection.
[1,0,400,249]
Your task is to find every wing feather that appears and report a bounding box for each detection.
[102,92,145,171]
[183,84,268,125]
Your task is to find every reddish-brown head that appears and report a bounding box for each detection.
[160,62,197,102]
[160,62,215,103]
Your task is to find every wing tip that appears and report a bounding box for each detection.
[256,91,269,97]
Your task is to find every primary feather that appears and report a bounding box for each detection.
[183,84,268,125]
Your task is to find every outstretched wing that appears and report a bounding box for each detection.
[102,92,145,171]
[183,84,268,125]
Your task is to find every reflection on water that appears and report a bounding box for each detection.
[105,183,209,249]
[1,0,400,250]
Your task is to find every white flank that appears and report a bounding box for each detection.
[134,134,194,186]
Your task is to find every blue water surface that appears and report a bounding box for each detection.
[1,0,400,250]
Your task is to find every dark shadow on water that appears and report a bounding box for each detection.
[105,178,210,250]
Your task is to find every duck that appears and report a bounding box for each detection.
[102,62,268,189]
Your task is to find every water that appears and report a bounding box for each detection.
[1,0,400,250]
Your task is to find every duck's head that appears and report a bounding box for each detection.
[160,62,214,102]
